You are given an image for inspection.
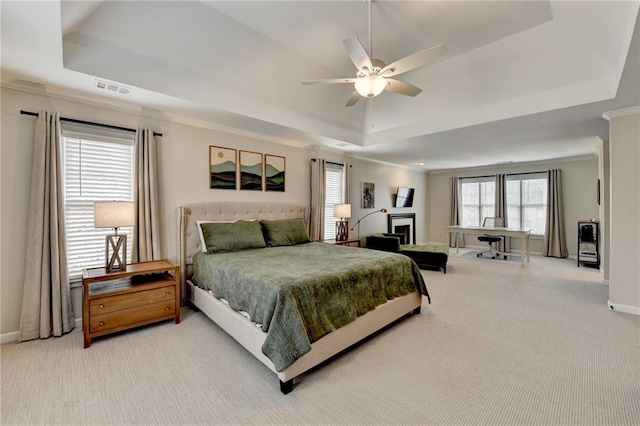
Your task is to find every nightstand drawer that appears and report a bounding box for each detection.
[82,260,180,348]
[90,301,176,333]
[90,285,175,315]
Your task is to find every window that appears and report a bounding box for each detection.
[506,174,547,235]
[460,178,495,227]
[63,126,135,281]
[323,163,346,240]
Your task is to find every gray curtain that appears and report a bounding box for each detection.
[495,174,511,252]
[543,169,568,258]
[344,163,351,206]
[449,176,465,248]
[19,111,75,341]
[132,128,161,262]
[309,159,326,241]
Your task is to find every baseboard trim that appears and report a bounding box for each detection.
[0,318,83,344]
[0,331,19,344]
[607,301,640,316]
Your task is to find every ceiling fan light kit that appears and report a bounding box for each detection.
[355,74,387,97]
[301,0,447,107]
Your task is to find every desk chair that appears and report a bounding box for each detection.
[477,217,507,260]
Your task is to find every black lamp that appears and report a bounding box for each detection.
[350,208,388,240]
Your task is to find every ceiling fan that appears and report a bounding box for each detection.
[301,0,447,107]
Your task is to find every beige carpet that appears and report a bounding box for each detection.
[2,252,639,425]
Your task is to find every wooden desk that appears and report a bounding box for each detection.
[446,225,531,265]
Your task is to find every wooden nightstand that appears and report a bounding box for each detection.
[82,259,180,348]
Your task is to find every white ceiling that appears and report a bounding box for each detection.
[2,1,639,171]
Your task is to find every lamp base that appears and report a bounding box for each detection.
[105,234,127,272]
[335,221,349,242]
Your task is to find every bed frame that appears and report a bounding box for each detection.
[177,202,422,394]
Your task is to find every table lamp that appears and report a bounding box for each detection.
[333,203,351,241]
[350,208,388,240]
[94,201,135,272]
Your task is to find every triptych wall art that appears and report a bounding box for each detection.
[209,146,285,191]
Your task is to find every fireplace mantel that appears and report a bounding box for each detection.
[387,213,416,245]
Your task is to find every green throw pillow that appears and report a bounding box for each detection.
[200,220,267,253]
[261,219,311,247]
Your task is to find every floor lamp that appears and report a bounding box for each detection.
[333,204,351,241]
[94,201,135,272]
[350,208,388,240]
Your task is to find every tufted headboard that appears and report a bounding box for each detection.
[177,202,308,303]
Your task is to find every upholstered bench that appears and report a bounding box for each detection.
[399,243,449,274]
[366,234,449,273]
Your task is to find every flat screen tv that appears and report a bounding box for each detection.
[395,187,414,208]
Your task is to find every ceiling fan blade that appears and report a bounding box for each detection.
[343,37,373,71]
[301,78,356,85]
[345,91,361,107]
[380,44,447,77]
[385,79,423,97]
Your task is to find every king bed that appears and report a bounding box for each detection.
[178,202,429,393]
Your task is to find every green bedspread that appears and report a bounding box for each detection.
[192,242,429,372]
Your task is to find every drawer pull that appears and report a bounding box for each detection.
[99,304,105,309]
[165,307,170,311]
[99,321,105,326]
[165,292,171,296]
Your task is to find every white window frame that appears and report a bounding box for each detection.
[62,124,135,283]
[506,173,547,236]
[323,163,346,240]
[460,177,495,227]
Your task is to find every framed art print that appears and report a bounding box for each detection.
[362,182,375,208]
[239,150,263,190]
[209,146,237,189]
[265,154,285,192]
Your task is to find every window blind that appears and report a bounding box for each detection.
[323,164,344,240]
[63,131,134,281]
[460,177,495,227]
[506,174,547,235]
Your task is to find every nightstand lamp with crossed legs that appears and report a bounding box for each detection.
[94,201,135,272]
[333,203,351,241]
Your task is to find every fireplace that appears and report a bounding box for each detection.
[394,225,411,245]
[387,213,416,245]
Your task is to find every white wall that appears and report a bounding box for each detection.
[0,87,427,337]
[347,158,429,243]
[608,109,640,314]
[427,158,600,257]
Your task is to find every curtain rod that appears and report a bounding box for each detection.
[20,110,163,137]
[310,158,352,167]
[461,170,547,180]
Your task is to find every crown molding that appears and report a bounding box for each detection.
[1,81,310,150]
[427,154,598,175]
[602,106,640,120]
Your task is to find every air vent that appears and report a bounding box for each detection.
[94,79,131,95]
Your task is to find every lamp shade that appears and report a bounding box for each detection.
[355,75,387,98]
[333,203,351,219]
[94,201,135,229]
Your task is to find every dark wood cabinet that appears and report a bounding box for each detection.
[578,220,599,269]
